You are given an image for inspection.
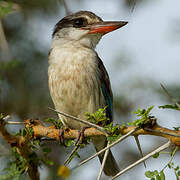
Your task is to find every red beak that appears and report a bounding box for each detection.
[82,21,128,34]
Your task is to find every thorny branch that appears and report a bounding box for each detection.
[24,119,180,146]
[0,114,180,180]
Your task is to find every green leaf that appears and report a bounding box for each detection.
[65,139,74,147]
[154,170,159,176]
[156,175,161,180]
[168,164,171,169]
[159,104,180,111]
[129,106,154,127]
[74,152,80,158]
[25,127,33,137]
[175,173,180,180]
[85,107,110,126]
[44,118,63,129]
[177,171,180,176]
[43,159,54,166]
[107,134,122,143]
[145,171,155,178]
[44,118,56,124]
[0,113,5,119]
[160,171,165,180]
[173,127,180,130]
[153,153,160,159]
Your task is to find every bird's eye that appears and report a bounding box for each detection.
[73,18,87,28]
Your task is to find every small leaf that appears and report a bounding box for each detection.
[44,159,54,166]
[153,153,159,159]
[160,171,165,180]
[145,171,155,178]
[168,164,171,169]
[175,166,179,171]
[44,118,56,124]
[65,139,74,147]
[74,152,80,158]
[154,170,159,176]
[159,104,180,111]
[107,134,122,143]
[175,173,180,180]
[156,175,161,180]
[173,127,180,131]
[129,106,154,126]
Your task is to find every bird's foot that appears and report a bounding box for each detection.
[75,127,89,146]
[59,127,67,146]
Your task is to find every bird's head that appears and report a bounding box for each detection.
[52,11,128,48]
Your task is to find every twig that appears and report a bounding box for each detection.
[110,141,171,180]
[131,0,136,13]
[73,128,139,169]
[48,107,109,136]
[160,83,180,108]
[2,115,27,125]
[162,146,179,171]
[97,142,110,180]
[6,121,27,125]
[134,136,146,168]
[144,127,180,138]
[64,144,80,166]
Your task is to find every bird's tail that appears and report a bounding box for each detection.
[92,136,120,176]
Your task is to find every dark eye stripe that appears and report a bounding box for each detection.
[53,16,89,37]
[73,18,88,28]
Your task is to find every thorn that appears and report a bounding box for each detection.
[160,83,180,108]
[134,136,146,168]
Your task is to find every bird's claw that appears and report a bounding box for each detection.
[75,127,89,146]
[59,128,66,146]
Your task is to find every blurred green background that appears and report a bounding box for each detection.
[0,0,180,179]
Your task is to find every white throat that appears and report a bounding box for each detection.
[52,27,102,49]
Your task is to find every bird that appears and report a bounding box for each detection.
[48,11,127,176]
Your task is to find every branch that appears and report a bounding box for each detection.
[48,107,109,136]
[0,117,180,180]
[160,83,180,108]
[27,119,180,146]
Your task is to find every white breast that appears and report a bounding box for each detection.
[48,40,105,129]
